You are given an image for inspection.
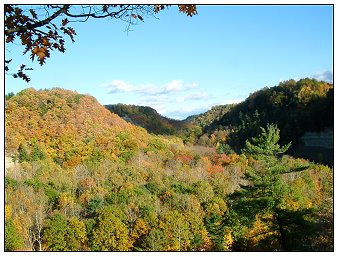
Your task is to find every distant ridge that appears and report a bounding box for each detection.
[105,103,195,135]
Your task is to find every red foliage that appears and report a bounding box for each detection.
[175,155,193,164]
[207,164,224,174]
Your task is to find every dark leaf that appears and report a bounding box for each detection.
[17,71,31,82]
[29,9,38,19]
[62,18,68,26]
[6,35,15,43]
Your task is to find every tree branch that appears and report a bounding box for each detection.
[5,5,70,35]
[63,5,132,20]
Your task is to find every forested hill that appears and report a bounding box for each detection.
[104,104,204,144]
[191,78,333,164]
[5,88,154,167]
[184,104,236,128]
[105,103,193,135]
[206,78,333,137]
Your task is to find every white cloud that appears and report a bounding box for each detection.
[311,69,333,83]
[164,80,199,93]
[105,79,200,96]
[290,69,333,84]
[106,80,134,93]
[185,91,208,101]
[106,80,160,95]
[103,79,213,119]
[186,82,198,89]
[177,91,208,102]
[165,80,184,92]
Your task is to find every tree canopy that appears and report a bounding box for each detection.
[5,88,333,251]
[5,4,197,82]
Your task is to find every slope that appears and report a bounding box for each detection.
[105,103,193,135]
[5,88,152,167]
[200,78,333,164]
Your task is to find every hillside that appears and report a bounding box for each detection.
[185,104,235,129]
[5,88,153,167]
[194,78,334,164]
[4,87,333,252]
[105,103,202,144]
[105,103,191,135]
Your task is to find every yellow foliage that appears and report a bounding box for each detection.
[197,228,212,251]
[13,215,29,241]
[247,213,281,251]
[79,191,92,206]
[131,218,149,240]
[223,229,233,251]
[5,204,13,220]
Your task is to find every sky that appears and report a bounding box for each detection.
[4,4,333,120]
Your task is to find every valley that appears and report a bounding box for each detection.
[4,78,333,251]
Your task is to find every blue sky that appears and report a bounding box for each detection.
[5,5,333,119]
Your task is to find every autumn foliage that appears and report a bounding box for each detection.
[5,88,333,251]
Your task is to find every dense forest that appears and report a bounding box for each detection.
[4,83,333,251]
[203,78,333,149]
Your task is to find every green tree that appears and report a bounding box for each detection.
[43,214,68,251]
[205,213,226,251]
[91,206,131,251]
[159,210,191,251]
[30,143,46,161]
[5,219,24,251]
[229,124,293,250]
[5,92,15,100]
[242,123,291,159]
[66,217,88,250]
[44,214,88,251]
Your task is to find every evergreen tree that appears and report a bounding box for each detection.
[229,124,293,250]
[242,123,291,159]
[205,213,226,251]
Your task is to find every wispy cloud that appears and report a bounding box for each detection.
[105,80,158,95]
[165,80,184,92]
[104,79,199,96]
[311,69,333,83]
[102,79,211,119]
[291,69,333,84]
[177,91,209,103]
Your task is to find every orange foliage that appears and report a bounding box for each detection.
[175,155,193,164]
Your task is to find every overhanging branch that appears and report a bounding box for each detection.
[5,5,70,35]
